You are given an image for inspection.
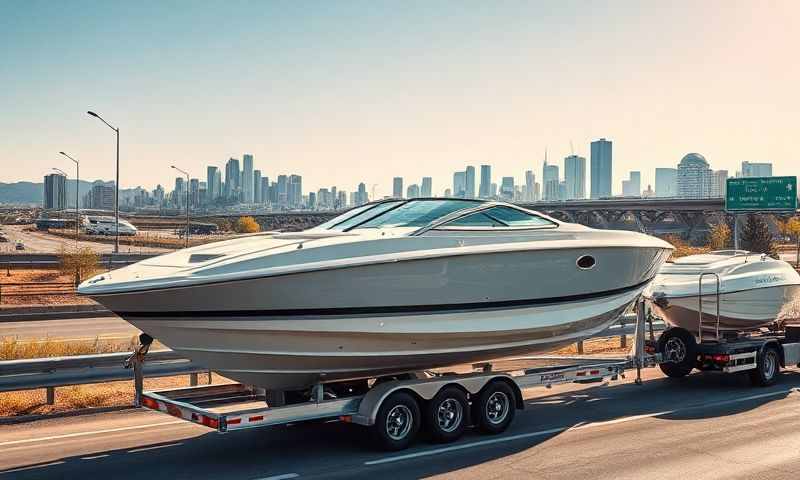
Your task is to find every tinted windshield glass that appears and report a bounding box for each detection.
[314,203,376,230]
[439,206,555,228]
[327,201,404,231]
[353,200,479,229]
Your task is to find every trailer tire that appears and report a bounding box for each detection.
[425,386,467,443]
[474,381,515,435]
[658,328,695,378]
[371,391,421,451]
[749,345,780,387]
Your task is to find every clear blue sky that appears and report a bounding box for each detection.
[1,0,798,197]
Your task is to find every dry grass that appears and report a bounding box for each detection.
[48,228,221,249]
[662,234,710,259]
[0,268,99,306]
[0,335,146,361]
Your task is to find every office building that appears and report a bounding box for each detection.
[677,153,713,198]
[525,171,535,202]
[392,177,403,198]
[189,178,200,208]
[242,154,254,203]
[224,158,240,201]
[253,170,262,204]
[206,166,219,203]
[564,155,586,200]
[421,177,432,197]
[479,165,491,198]
[740,161,773,178]
[43,173,67,210]
[407,184,420,198]
[356,182,368,206]
[500,177,514,201]
[260,177,270,204]
[465,166,476,199]
[174,177,185,207]
[621,171,641,197]
[543,161,559,201]
[590,138,612,199]
[288,174,302,208]
[655,168,677,197]
[90,183,115,210]
[711,169,728,198]
[453,171,466,197]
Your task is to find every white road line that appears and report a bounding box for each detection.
[256,474,300,480]
[80,454,110,460]
[0,461,66,475]
[0,420,186,447]
[365,386,799,466]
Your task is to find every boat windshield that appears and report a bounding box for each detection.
[350,199,480,230]
[321,201,404,231]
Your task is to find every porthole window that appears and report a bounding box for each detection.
[577,255,596,270]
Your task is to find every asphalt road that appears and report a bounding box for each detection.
[0,316,138,341]
[1,367,799,479]
[0,225,168,254]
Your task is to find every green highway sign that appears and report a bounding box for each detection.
[725,176,797,211]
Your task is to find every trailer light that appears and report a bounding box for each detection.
[198,415,219,429]
[141,397,159,410]
[227,418,242,425]
[249,415,264,422]
[339,415,352,423]
[712,354,730,364]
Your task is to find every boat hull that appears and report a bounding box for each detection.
[648,284,800,335]
[123,287,641,390]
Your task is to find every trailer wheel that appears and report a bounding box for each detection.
[474,381,515,435]
[749,346,780,387]
[425,387,467,443]
[371,391,421,451]
[658,328,695,378]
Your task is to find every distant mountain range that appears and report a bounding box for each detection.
[0,180,140,207]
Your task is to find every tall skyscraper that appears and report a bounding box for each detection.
[525,170,535,202]
[253,170,262,204]
[43,173,67,210]
[174,177,185,207]
[288,174,302,208]
[260,177,270,204]
[393,177,403,198]
[479,165,491,198]
[407,184,420,198]
[564,155,586,200]
[543,161,559,201]
[206,166,219,202]
[465,166,476,199]
[500,177,514,201]
[655,168,677,197]
[711,170,728,198]
[622,171,641,197]
[276,175,288,208]
[677,153,713,198]
[189,178,200,208]
[224,158,240,201]
[421,177,432,197]
[242,154,254,203]
[453,171,466,197]
[740,161,773,178]
[356,182,368,205]
[590,138,612,199]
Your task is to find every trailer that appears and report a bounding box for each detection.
[650,279,800,386]
[129,302,655,451]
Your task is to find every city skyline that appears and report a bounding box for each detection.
[2,2,798,198]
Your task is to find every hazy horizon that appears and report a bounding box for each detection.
[2,1,798,197]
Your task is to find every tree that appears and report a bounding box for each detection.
[234,216,261,234]
[708,222,731,251]
[739,214,776,257]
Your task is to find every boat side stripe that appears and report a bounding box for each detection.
[115,278,651,319]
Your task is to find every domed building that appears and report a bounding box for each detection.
[677,153,713,198]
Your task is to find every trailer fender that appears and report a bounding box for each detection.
[351,373,521,427]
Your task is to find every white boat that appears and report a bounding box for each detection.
[79,199,673,390]
[644,250,800,337]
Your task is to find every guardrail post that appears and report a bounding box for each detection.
[619,317,627,348]
[207,370,212,385]
[133,358,144,407]
[190,372,198,386]
[576,340,584,354]
[46,386,55,405]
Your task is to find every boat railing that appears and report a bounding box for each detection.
[698,272,721,341]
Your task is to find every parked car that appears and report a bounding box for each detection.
[15,241,25,250]
[0,234,8,243]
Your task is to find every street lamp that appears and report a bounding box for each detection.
[171,165,190,248]
[59,152,80,248]
[87,110,120,253]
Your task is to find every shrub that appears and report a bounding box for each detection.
[662,234,708,259]
[58,246,100,284]
[234,216,261,234]
[708,222,731,251]
[740,214,776,257]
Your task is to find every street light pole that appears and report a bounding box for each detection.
[59,152,80,249]
[171,165,190,248]
[87,111,120,253]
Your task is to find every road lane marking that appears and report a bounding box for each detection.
[256,474,300,480]
[0,420,186,447]
[0,461,66,475]
[365,386,799,465]
[81,454,110,460]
